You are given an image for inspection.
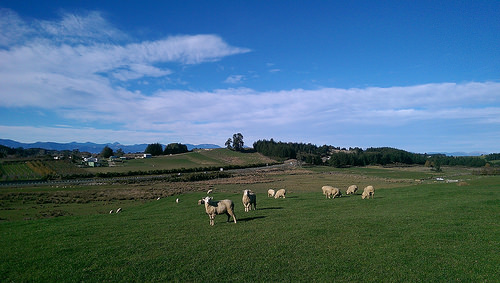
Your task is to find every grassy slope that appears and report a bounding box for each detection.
[86,148,277,173]
[1,169,498,282]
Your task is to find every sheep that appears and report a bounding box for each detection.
[116,208,122,213]
[274,189,286,199]
[346,185,358,195]
[176,198,179,203]
[199,196,237,226]
[109,210,113,214]
[268,189,275,198]
[361,185,375,199]
[242,189,257,212]
[322,186,342,199]
[207,189,213,194]
[322,185,333,199]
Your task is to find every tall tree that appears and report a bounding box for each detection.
[101,146,114,158]
[145,143,163,156]
[232,133,244,151]
[225,138,232,149]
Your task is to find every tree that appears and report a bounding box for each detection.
[101,146,114,158]
[225,138,232,149]
[232,133,244,151]
[145,143,163,156]
[115,148,125,157]
[164,143,188,155]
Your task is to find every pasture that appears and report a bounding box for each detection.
[1,165,499,282]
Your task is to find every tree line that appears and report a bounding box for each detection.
[252,139,490,168]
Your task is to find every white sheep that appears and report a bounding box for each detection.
[109,210,113,214]
[199,196,237,226]
[361,185,375,199]
[242,189,257,212]
[207,189,213,194]
[322,185,333,199]
[274,189,286,199]
[268,189,275,198]
[346,185,358,195]
[176,198,179,203]
[322,186,341,199]
[116,208,122,213]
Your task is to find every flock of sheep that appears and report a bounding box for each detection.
[322,185,375,200]
[198,184,375,226]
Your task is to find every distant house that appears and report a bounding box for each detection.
[84,157,100,167]
[143,153,152,158]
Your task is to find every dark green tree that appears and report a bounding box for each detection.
[145,143,164,156]
[225,138,232,149]
[101,146,114,158]
[232,133,244,151]
[164,143,188,155]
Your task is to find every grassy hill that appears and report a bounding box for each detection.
[0,149,278,181]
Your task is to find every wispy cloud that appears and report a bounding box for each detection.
[224,75,245,84]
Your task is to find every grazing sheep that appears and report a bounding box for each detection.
[331,187,342,198]
[109,210,113,214]
[274,189,286,199]
[361,185,375,199]
[116,208,122,213]
[346,185,358,195]
[322,186,334,199]
[242,189,257,212]
[176,198,179,203]
[268,189,275,198]
[322,186,342,199]
[199,196,237,226]
[207,189,213,194]
[157,197,161,200]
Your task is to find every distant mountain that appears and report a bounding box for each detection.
[428,151,487,157]
[0,139,220,153]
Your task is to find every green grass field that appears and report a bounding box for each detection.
[86,148,277,174]
[1,165,498,282]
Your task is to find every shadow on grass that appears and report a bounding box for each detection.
[258,207,283,210]
[237,216,266,222]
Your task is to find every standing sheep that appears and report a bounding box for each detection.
[199,196,237,226]
[242,189,257,212]
[268,189,276,198]
[322,186,342,199]
[274,189,286,199]
[346,185,358,195]
[361,185,375,199]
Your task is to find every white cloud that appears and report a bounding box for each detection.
[1,9,499,153]
[224,75,245,84]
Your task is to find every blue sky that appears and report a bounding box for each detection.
[1,1,499,153]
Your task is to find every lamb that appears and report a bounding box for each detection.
[346,185,358,195]
[361,185,375,199]
[242,189,257,212]
[274,189,286,199]
[322,186,341,199]
[199,196,237,226]
[268,189,275,198]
